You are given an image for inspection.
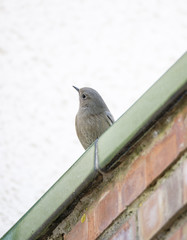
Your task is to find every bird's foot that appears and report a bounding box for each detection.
[94,139,106,176]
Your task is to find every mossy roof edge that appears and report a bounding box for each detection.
[1,52,187,240]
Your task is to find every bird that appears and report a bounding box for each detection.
[73,86,114,150]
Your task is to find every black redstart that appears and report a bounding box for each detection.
[73,86,114,150]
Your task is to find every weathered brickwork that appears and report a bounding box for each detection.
[47,98,187,240]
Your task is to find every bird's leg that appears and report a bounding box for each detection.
[94,138,106,176]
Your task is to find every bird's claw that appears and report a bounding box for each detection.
[94,139,106,176]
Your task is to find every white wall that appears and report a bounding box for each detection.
[0,0,186,236]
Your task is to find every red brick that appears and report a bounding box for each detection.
[183,159,187,204]
[166,228,182,240]
[121,156,146,208]
[182,221,187,240]
[173,114,186,153]
[164,220,187,240]
[94,187,119,237]
[146,133,177,184]
[139,165,184,240]
[161,167,183,222]
[138,189,163,240]
[110,215,136,240]
[64,215,88,240]
[87,210,95,240]
[183,107,187,147]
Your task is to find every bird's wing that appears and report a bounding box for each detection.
[105,111,115,126]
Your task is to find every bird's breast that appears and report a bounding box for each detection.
[75,112,110,149]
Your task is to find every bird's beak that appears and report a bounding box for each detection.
[73,86,80,93]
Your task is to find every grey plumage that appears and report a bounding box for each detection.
[73,86,114,149]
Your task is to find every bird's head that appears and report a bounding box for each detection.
[73,86,108,114]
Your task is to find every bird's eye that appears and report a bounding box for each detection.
[82,94,87,99]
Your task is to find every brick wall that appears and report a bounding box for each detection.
[47,95,187,240]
